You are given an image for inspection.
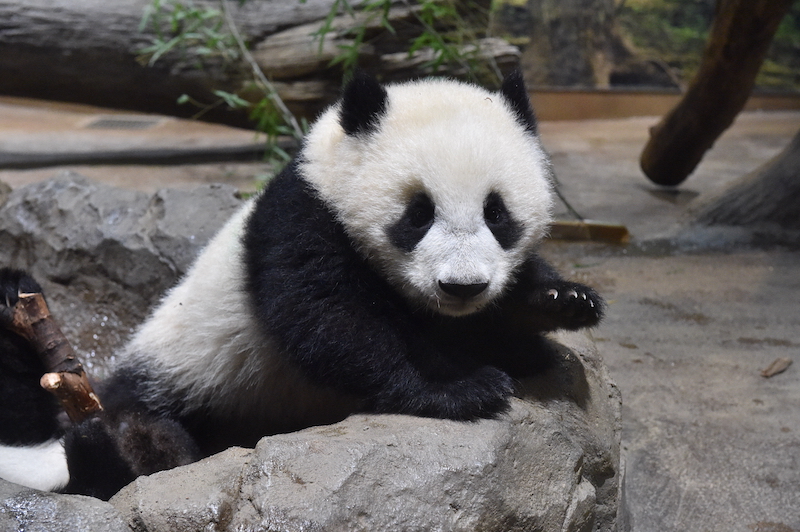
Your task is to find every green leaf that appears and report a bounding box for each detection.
[212,90,250,109]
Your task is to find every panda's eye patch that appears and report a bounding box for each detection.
[484,192,522,250]
[387,192,435,252]
[407,193,435,228]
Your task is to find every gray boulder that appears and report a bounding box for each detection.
[0,478,128,532]
[0,175,624,531]
[0,172,243,294]
[110,331,622,532]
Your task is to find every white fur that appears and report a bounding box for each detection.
[301,78,554,315]
[0,439,68,491]
[122,201,358,422]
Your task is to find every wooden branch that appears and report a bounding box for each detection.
[8,292,103,423]
[640,0,793,187]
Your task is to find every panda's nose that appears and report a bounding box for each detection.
[438,281,488,299]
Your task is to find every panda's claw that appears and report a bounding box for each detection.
[529,281,604,330]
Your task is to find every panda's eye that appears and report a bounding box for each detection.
[484,204,505,225]
[408,194,435,228]
[387,192,435,252]
[483,194,508,226]
[484,192,522,250]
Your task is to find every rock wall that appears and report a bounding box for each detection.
[0,172,243,376]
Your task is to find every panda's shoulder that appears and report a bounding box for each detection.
[246,162,345,245]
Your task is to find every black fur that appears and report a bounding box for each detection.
[500,69,538,135]
[0,270,62,446]
[484,191,523,250]
[387,192,436,252]
[340,70,388,136]
[63,410,199,500]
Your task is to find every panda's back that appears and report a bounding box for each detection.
[114,199,360,444]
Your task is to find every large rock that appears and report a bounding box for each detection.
[0,171,243,298]
[0,175,624,531]
[0,478,127,532]
[108,331,622,532]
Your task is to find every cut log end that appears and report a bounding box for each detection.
[40,371,104,422]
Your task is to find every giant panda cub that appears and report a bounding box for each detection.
[0,71,604,500]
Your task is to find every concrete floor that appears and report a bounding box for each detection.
[539,110,800,531]
[1,96,799,531]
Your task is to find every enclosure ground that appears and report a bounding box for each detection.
[1,97,799,531]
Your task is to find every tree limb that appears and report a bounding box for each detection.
[7,292,103,423]
[640,0,793,187]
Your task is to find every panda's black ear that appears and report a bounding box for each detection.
[500,70,538,136]
[340,70,388,136]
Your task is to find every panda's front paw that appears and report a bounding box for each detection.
[437,365,515,420]
[531,281,604,330]
[374,365,515,421]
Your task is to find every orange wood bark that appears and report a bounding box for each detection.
[9,292,103,423]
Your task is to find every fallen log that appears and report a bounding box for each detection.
[0,0,510,127]
[0,0,336,127]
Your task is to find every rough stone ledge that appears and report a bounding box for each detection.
[0,172,244,376]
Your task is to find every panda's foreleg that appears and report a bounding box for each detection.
[365,353,517,421]
[504,253,605,332]
[245,171,516,421]
[260,278,517,421]
[251,240,516,421]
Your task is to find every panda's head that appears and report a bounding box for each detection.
[301,72,554,317]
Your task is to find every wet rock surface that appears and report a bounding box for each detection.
[0,478,128,532]
[0,172,243,376]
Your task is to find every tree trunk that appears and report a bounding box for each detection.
[696,128,800,231]
[493,0,625,88]
[0,0,513,128]
[640,0,793,187]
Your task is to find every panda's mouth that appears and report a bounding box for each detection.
[438,281,489,299]
[431,281,492,317]
[433,297,487,317]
